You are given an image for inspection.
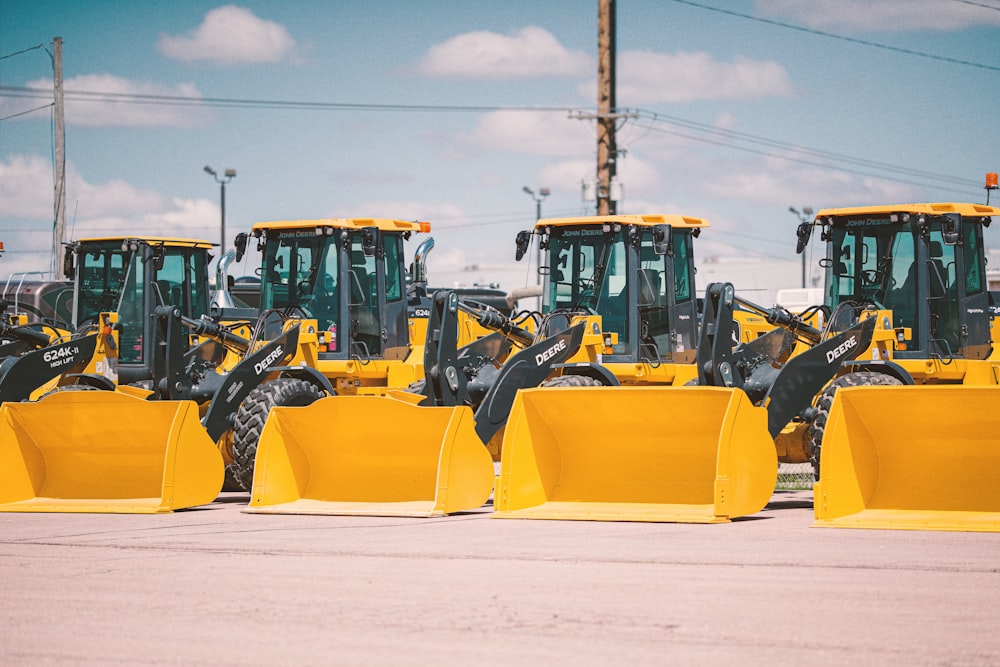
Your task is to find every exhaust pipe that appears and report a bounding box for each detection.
[210,248,239,310]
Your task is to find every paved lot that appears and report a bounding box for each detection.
[1,490,998,666]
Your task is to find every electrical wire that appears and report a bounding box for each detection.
[666,0,1000,72]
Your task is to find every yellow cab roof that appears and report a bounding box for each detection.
[251,218,430,233]
[536,213,709,230]
[74,236,214,248]
[815,202,1000,220]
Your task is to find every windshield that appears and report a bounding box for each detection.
[77,243,142,362]
[260,231,340,337]
[76,242,210,364]
[547,225,622,314]
[828,219,912,313]
[829,216,958,346]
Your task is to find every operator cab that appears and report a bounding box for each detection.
[66,237,212,384]
[809,205,995,360]
[250,219,422,361]
[520,215,705,365]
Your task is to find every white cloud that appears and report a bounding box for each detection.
[606,50,794,105]
[466,111,592,157]
[700,153,918,206]
[755,0,1000,32]
[19,74,210,128]
[0,154,220,267]
[0,155,54,219]
[157,5,297,65]
[414,26,592,79]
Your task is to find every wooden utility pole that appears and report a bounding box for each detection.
[596,0,616,215]
[52,36,66,276]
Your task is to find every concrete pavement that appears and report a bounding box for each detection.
[1,490,998,666]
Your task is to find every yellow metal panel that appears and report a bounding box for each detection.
[814,203,1000,219]
[537,214,709,230]
[245,395,494,517]
[814,386,1000,532]
[75,236,214,248]
[494,386,776,523]
[251,218,428,233]
[0,392,223,513]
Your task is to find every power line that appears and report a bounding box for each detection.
[0,85,578,114]
[2,84,984,191]
[628,108,980,191]
[0,43,45,60]
[666,0,1000,72]
[950,0,1000,11]
[630,118,983,198]
[0,102,52,121]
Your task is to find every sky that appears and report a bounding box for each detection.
[1,0,999,303]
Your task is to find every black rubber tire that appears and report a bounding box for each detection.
[230,378,326,491]
[807,371,903,479]
[540,374,605,388]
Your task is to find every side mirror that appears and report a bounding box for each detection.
[62,246,76,279]
[651,224,672,255]
[151,245,165,271]
[795,222,813,254]
[234,232,248,262]
[361,226,379,257]
[515,230,531,261]
[941,213,961,246]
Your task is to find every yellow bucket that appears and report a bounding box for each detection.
[814,385,1000,532]
[0,391,223,513]
[245,395,494,517]
[494,386,777,523]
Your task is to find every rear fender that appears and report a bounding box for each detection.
[840,360,914,385]
[270,365,335,395]
[551,362,620,386]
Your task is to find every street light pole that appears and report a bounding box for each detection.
[788,206,814,289]
[204,165,236,252]
[523,186,550,285]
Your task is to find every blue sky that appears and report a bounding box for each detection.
[1,0,998,298]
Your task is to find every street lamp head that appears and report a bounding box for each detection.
[204,165,216,176]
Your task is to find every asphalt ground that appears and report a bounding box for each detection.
[1,489,998,666]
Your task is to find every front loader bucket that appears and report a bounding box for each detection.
[0,392,223,513]
[814,386,1000,532]
[245,396,494,517]
[494,386,777,523]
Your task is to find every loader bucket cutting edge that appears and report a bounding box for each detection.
[244,395,494,517]
[0,392,223,513]
[813,385,1000,532]
[494,386,777,523]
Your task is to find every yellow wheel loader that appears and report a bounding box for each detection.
[788,202,1000,532]
[0,236,233,513]
[211,218,510,491]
